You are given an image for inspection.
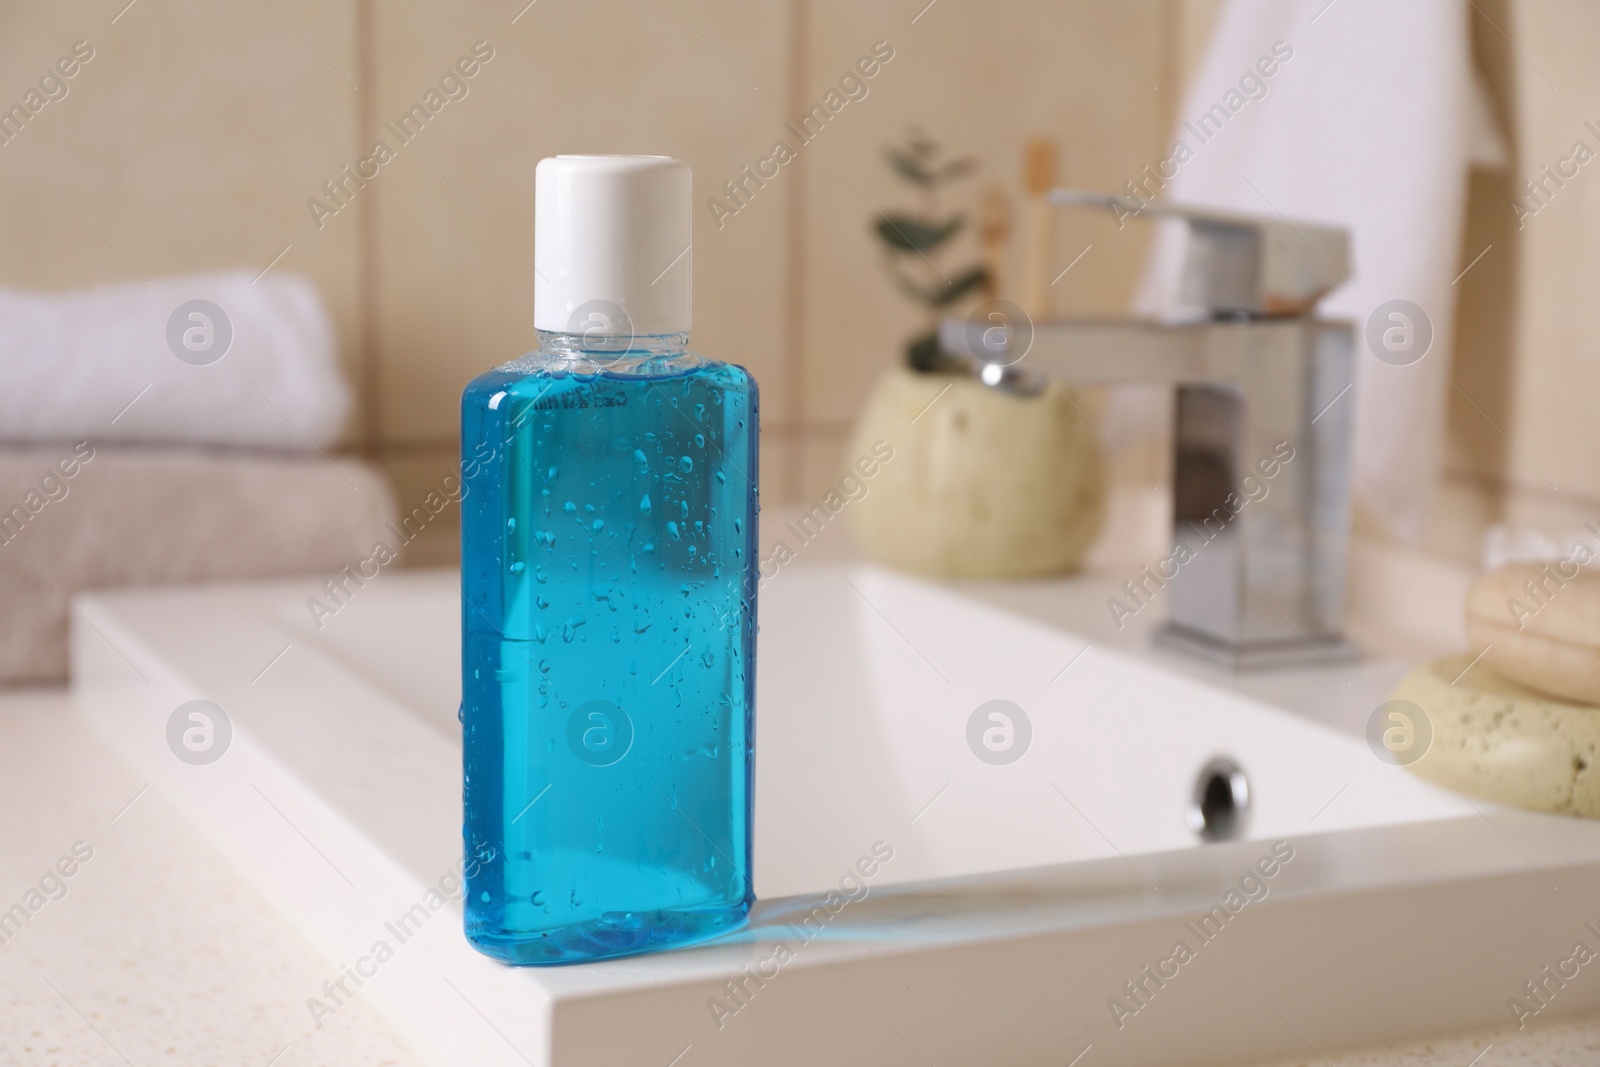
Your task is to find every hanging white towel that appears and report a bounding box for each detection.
[0,270,351,451]
[1133,0,1484,542]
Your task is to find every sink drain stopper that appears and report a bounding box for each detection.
[1188,757,1250,842]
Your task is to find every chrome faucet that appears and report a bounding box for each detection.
[939,191,1357,669]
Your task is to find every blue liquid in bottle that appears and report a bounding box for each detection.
[460,332,758,964]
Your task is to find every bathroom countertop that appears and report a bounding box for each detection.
[0,687,424,1066]
[1242,1021,1600,1067]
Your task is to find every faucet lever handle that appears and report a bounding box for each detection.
[1047,189,1350,317]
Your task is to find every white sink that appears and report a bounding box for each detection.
[754,566,1474,893]
[71,557,1600,1066]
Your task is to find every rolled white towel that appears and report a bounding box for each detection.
[0,271,351,450]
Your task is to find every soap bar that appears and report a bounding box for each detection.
[1394,653,1600,817]
[1465,562,1600,705]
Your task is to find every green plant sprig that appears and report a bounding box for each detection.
[872,130,990,371]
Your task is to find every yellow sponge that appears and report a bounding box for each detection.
[1394,653,1600,818]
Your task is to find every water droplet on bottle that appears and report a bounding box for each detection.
[667,521,680,540]
[509,561,525,575]
[678,456,693,473]
[592,519,604,532]
[563,501,577,514]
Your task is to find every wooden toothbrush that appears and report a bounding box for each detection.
[1019,137,1058,321]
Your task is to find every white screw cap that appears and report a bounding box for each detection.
[534,155,692,338]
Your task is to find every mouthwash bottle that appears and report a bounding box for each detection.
[460,156,757,964]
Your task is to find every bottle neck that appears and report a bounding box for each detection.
[536,330,689,361]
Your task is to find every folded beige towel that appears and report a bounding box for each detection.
[0,445,396,683]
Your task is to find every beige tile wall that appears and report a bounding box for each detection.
[1429,0,1600,562]
[2,0,1594,567]
[1497,0,1600,500]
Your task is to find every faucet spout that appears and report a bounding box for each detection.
[939,197,1359,670]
